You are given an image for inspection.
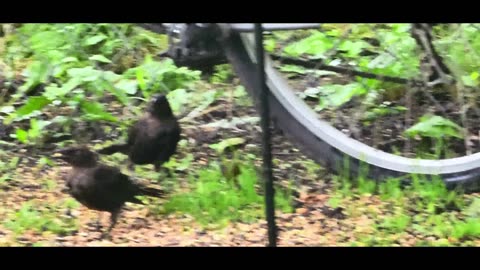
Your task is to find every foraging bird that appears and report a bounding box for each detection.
[98,94,181,176]
[54,146,165,238]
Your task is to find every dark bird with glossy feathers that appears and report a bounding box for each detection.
[98,94,181,175]
[54,146,165,238]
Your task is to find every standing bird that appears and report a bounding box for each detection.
[54,146,165,238]
[98,94,181,176]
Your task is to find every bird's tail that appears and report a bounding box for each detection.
[128,185,165,205]
[139,185,165,198]
[97,143,130,155]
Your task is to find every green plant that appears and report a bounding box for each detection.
[405,114,464,158]
[283,31,335,58]
[11,118,51,145]
[465,198,480,218]
[124,55,200,97]
[407,175,464,214]
[302,159,324,176]
[0,155,20,187]
[210,64,234,84]
[362,102,407,124]
[378,212,411,233]
[1,24,202,148]
[450,218,480,240]
[378,178,403,201]
[326,195,342,209]
[42,178,57,191]
[357,176,377,195]
[3,200,79,237]
[315,83,368,111]
[162,160,293,227]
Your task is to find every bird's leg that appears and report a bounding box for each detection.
[128,161,135,172]
[101,209,120,240]
[128,160,138,181]
[154,162,172,179]
[96,212,103,231]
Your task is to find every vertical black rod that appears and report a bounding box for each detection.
[255,23,277,247]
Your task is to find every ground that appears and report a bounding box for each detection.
[2,88,480,247]
[2,24,480,246]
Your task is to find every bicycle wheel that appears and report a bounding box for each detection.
[222,25,480,191]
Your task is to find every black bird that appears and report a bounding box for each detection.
[54,146,165,238]
[98,94,181,176]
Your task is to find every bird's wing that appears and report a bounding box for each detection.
[93,165,135,195]
[127,121,141,147]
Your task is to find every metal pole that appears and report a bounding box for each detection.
[255,23,277,247]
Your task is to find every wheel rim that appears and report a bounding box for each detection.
[239,32,480,175]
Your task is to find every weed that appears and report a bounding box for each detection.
[162,160,293,227]
[4,200,80,237]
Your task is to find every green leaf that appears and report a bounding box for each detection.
[471,71,479,81]
[89,55,112,63]
[67,67,102,82]
[61,57,79,63]
[405,114,464,139]
[84,34,107,46]
[339,40,369,57]
[9,156,20,168]
[15,129,28,144]
[104,85,129,106]
[136,68,147,91]
[63,198,80,209]
[20,61,50,92]
[209,137,246,154]
[0,106,15,114]
[51,115,69,124]
[29,119,51,139]
[80,101,118,122]
[298,87,321,100]
[175,153,194,171]
[264,39,276,52]
[167,89,190,114]
[314,70,338,76]
[115,79,138,95]
[234,86,248,98]
[284,32,334,58]
[462,74,478,87]
[29,31,65,52]
[318,83,367,109]
[466,198,480,218]
[43,79,81,100]
[279,65,307,75]
[14,96,51,117]
[101,71,122,82]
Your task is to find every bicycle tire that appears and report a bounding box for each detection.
[222,30,480,192]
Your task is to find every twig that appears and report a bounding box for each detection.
[373,121,379,149]
[377,137,402,147]
[228,87,234,120]
[404,85,414,156]
[411,24,454,85]
[459,90,472,156]
[179,104,225,123]
[270,53,414,85]
[421,86,448,116]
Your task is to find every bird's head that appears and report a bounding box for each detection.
[147,94,174,118]
[53,146,98,167]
